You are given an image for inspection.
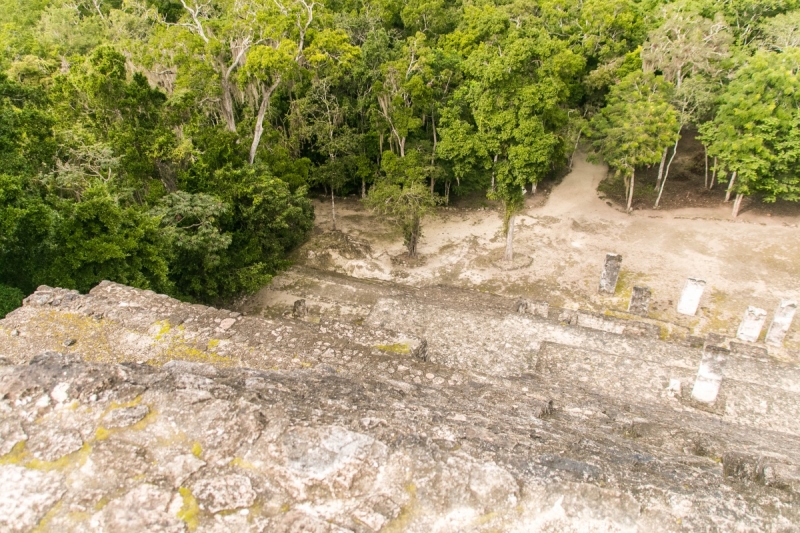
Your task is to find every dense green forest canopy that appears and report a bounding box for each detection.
[1,0,798,309]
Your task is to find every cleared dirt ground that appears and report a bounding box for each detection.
[252,151,800,354]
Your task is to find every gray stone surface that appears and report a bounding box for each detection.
[737,306,768,343]
[103,405,150,428]
[89,483,184,533]
[598,253,622,294]
[766,299,797,347]
[193,474,256,513]
[0,356,799,531]
[677,278,706,316]
[1,277,800,531]
[628,286,651,316]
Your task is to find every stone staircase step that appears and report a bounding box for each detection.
[534,341,697,406]
[2,284,553,418]
[248,266,676,340]
[365,296,702,377]
[533,341,800,437]
[717,376,800,436]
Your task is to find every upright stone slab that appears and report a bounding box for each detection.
[598,253,622,294]
[691,345,728,404]
[765,300,797,347]
[627,286,651,316]
[676,278,706,316]
[736,306,767,343]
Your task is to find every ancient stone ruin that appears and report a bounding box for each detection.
[1,268,799,532]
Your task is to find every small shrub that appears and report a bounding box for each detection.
[0,284,25,318]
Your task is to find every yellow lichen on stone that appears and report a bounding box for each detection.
[0,441,27,465]
[94,496,110,511]
[230,457,258,470]
[177,487,201,531]
[383,483,418,533]
[95,427,111,441]
[154,320,172,340]
[25,442,93,473]
[475,511,499,525]
[31,500,63,533]
[192,442,203,458]
[39,310,115,362]
[374,343,411,355]
[102,395,143,417]
[155,339,235,368]
[129,408,158,432]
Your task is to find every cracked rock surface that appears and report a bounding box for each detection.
[0,352,797,532]
[0,280,799,532]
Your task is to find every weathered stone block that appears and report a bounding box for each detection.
[765,300,797,347]
[627,286,651,316]
[691,345,727,404]
[598,253,622,294]
[515,299,549,319]
[293,299,308,318]
[676,278,705,316]
[736,306,767,343]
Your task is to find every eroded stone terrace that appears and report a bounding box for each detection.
[0,277,798,532]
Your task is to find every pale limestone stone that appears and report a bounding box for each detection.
[765,300,797,347]
[89,483,183,533]
[737,306,767,343]
[677,278,706,316]
[598,253,622,294]
[691,346,727,404]
[192,474,256,513]
[0,465,65,533]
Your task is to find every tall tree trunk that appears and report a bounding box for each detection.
[407,216,420,257]
[626,173,635,212]
[361,177,366,199]
[710,157,717,189]
[491,154,498,192]
[248,79,281,165]
[732,193,744,217]
[531,182,537,195]
[704,146,709,189]
[655,147,668,191]
[444,180,451,205]
[725,171,737,202]
[655,133,681,208]
[568,129,583,169]
[504,213,516,262]
[331,188,336,230]
[431,109,437,194]
[220,78,237,133]
[399,137,406,158]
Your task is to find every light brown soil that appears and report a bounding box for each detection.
[265,151,800,354]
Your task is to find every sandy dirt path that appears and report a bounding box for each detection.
[258,152,800,352]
